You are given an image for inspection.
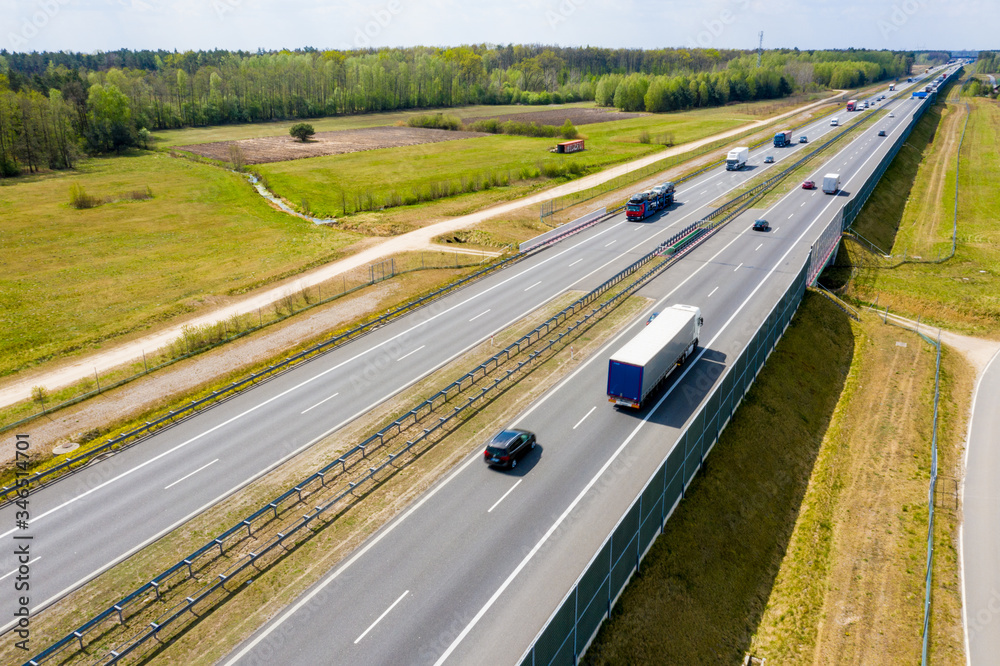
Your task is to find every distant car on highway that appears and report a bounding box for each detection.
[889,113,895,118]
[483,429,536,469]
[799,135,808,143]
[764,155,774,163]
[878,130,887,136]
[802,180,816,190]
[752,218,770,232]
[646,312,659,325]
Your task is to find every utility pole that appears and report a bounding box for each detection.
[757,31,764,68]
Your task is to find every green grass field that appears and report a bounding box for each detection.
[254,106,766,220]
[0,152,360,377]
[150,102,598,148]
[842,95,1000,335]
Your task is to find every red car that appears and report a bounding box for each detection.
[802,180,816,190]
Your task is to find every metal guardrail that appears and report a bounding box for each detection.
[521,207,608,251]
[868,308,943,666]
[22,197,722,666]
[0,249,530,504]
[19,81,929,663]
[5,100,869,505]
[921,330,942,666]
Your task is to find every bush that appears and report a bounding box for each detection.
[0,157,19,177]
[289,122,316,142]
[654,131,675,146]
[69,183,99,209]
[638,129,651,144]
[560,119,579,139]
[406,113,462,131]
[468,119,560,137]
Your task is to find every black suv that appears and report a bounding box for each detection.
[483,429,536,469]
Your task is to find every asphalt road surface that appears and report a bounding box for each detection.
[962,345,1000,664]
[221,84,948,665]
[0,72,944,653]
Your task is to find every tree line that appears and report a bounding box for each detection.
[973,51,999,74]
[0,46,913,178]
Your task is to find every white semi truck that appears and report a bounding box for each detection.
[606,305,703,409]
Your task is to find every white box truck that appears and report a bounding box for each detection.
[823,173,841,194]
[606,305,703,409]
[830,117,839,126]
[725,147,749,171]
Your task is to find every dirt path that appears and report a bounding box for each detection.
[0,93,842,410]
[884,312,1000,373]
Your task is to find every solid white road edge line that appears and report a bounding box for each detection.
[960,345,1000,666]
[163,459,219,491]
[224,97,894,663]
[0,220,630,540]
[353,590,409,644]
[434,123,894,665]
[488,480,523,514]
[3,170,722,627]
[222,171,772,665]
[0,94,919,637]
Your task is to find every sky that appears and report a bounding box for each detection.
[0,0,993,55]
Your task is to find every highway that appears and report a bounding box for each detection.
[3,82,895,635]
[219,86,943,664]
[962,346,1000,664]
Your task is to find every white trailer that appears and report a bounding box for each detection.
[607,304,703,408]
[823,173,841,194]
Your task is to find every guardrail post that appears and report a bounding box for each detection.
[270,502,279,518]
[114,604,124,624]
[215,538,224,556]
[74,630,85,649]
[151,580,160,601]
[184,558,193,578]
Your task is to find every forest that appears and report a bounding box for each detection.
[0,45,913,177]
